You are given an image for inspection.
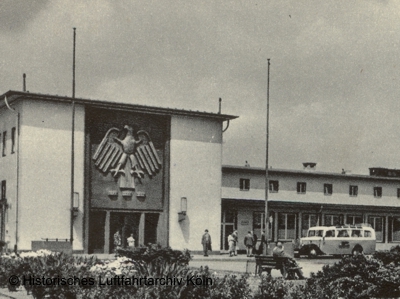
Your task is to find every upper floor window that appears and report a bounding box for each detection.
[374,186,382,198]
[297,182,306,194]
[11,127,16,154]
[349,185,358,197]
[269,180,279,193]
[240,178,250,191]
[2,131,6,157]
[324,183,333,195]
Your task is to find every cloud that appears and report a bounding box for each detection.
[0,0,49,33]
[2,0,400,174]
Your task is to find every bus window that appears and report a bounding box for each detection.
[351,230,361,237]
[338,230,349,237]
[325,230,335,238]
[364,230,372,238]
[308,230,324,237]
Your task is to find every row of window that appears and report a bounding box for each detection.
[0,128,16,157]
[222,209,395,246]
[239,178,395,198]
[252,211,389,242]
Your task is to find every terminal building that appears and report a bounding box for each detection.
[1,90,399,254]
[0,90,236,253]
[222,163,400,251]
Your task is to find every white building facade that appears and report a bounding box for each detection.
[222,164,400,251]
[0,90,236,253]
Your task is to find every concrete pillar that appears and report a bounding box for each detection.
[139,213,145,246]
[274,211,278,242]
[385,215,389,244]
[104,211,110,254]
[364,214,368,224]
[298,212,302,239]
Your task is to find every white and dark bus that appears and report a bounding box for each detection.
[296,223,376,258]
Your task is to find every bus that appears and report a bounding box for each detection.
[296,223,376,258]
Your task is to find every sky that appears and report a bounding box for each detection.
[1,0,399,175]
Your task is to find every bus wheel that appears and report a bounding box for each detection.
[308,248,318,258]
[352,246,363,256]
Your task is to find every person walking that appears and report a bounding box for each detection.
[259,230,266,254]
[127,233,135,248]
[273,241,305,279]
[228,233,235,257]
[244,231,254,257]
[201,229,212,257]
[253,232,258,255]
[113,230,122,253]
[232,230,238,256]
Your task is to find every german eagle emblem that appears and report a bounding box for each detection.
[93,125,161,189]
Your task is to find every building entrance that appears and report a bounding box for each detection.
[88,210,160,254]
[220,209,237,251]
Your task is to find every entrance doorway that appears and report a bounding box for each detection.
[88,210,161,254]
[144,213,159,245]
[110,212,141,252]
[220,209,237,251]
[88,211,106,254]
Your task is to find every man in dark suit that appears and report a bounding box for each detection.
[244,231,254,257]
[201,229,212,256]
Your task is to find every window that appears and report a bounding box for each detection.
[308,230,323,237]
[269,180,279,193]
[278,213,296,240]
[397,188,400,199]
[302,214,317,237]
[324,183,333,195]
[369,216,384,242]
[347,215,362,225]
[297,182,306,194]
[390,217,400,242]
[239,178,250,191]
[11,127,15,154]
[374,187,382,198]
[325,214,342,226]
[2,131,6,157]
[349,185,358,197]
[1,181,5,200]
[253,212,264,240]
[325,230,335,238]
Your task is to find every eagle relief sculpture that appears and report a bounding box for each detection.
[92,125,161,191]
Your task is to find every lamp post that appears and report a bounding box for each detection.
[264,59,271,255]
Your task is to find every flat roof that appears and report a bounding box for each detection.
[1,91,238,121]
[222,165,400,182]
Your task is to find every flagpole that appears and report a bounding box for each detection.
[264,59,270,255]
[70,27,76,246]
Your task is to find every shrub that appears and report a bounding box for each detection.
[180,266,252,299]
[301,254,400,299]
[116,243,192,265]
[253,275,306,299]
[373,245,400,266]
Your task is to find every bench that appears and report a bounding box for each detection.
[254,255,303,279]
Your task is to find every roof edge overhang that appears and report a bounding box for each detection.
[222,165,400,182]
[1,90,238,121]
[222,198,400,213]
